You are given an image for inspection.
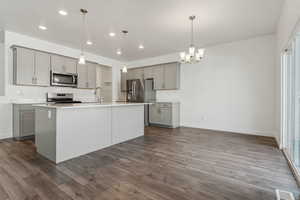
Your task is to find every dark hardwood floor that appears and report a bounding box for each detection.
[0,127,299,200]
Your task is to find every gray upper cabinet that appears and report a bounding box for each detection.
[35,51,50,86]
[64,57,77,74]
[153,65,165,90]
[120,62,180,92]
[50,55,64,73]
[77,63,88,88]
[51,55,77,74]
[153,62,180,90]
[13,46,108,89]
[13,47,50,86]
[77,62,97,89]
[101,66,112,84]
[87,63,97,89]
[125,69,134,80]
[163,62,180,90]
[14,47,35,85]
[144,67,154,79]
[100,66,112,102]
[132,68,144,81]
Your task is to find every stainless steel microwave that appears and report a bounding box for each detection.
[50,72,78,88]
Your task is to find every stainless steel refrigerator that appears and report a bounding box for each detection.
[126,78,156,126]
[126,79,144,102]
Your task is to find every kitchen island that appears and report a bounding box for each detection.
[34,103,147,163]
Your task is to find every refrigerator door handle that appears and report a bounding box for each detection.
[134,82,136,97]
[133,81,136,98]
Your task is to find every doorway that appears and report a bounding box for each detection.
[281,33,300,181]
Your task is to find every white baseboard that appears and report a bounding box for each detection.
[181,124,275,137]
[0,131,12,140]
[275,134,282,149]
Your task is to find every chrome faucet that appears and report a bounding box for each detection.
[94,86,102,103]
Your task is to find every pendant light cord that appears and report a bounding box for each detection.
[191,17,194,46]
[80,10,87,54]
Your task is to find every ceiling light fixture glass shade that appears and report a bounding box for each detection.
[78,9,88,65]
[58,10,68,16]
[116,49,122,55]
[38,25,47,30]
[86,40,93,45]
[78,53,86,65]
[122,66,128,73]
[109,32,116,37]
[139,44,144,49]
[180,15,205,64]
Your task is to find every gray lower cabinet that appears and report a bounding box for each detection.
[13,47,50,86]
[13,104,35,140]
[149,102,180,128]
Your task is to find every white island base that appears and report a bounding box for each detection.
[34,103,145,164]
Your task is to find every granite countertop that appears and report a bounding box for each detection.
[33,102,152,109]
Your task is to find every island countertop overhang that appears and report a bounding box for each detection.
[33,102,152,109]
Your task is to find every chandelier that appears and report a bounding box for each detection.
[180,16,205,64]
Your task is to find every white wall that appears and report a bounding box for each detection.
[275,0,300,144]
[0,30,4,96]
[128,35,276,136]
[0,31,122,139]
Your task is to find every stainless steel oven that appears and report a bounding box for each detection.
[51,72,78,88]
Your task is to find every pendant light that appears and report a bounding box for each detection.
[122,66,128,73]
[180,16,205,64]
[120,30,129,73]
[78,9,88,65]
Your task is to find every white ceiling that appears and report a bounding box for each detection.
[0,0,283,61]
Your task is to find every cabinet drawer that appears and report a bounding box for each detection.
[159,103,172,108]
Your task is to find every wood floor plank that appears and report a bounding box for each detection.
[0,127,298,200]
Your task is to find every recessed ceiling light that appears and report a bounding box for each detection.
[109,32,116,37]
[58,10,68,16]
[38,25,47,30]
[139,44,144,49]
[116,49,122,55]
[86,40,93,45]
